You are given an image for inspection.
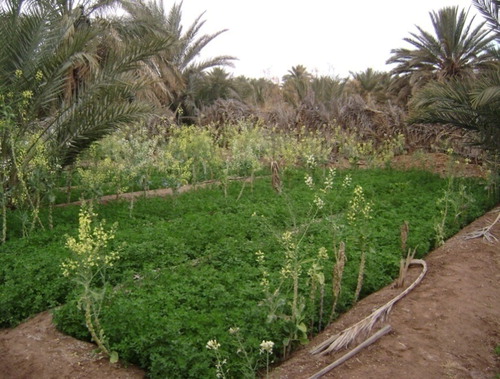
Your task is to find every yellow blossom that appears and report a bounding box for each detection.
[206,339,221,350]
[259,340,274,354]
[22,90,33,99]
[317,247,328,260]
[61,206,118,276]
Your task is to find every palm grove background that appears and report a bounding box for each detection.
[0,0,499,212]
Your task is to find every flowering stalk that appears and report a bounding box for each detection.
[347,185,373,303]
[259,340,274,378]
[206,339,227,379]
[228,327,254,374]
[61,203,119,362]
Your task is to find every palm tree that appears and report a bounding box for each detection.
[309,75,346,113]
[195,67,237,106]
[282,65,313,107]
[0,0,166,185]
[408,3,500,156]
[311,75,345,101]
[473,0,499,39]
[387,6,495,91]
[231,76,280,107]
[408,69,499,153]
[348,68,391,103]
[119,0,235,123]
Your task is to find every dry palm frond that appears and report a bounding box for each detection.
[308,325,392,379]
[464,209,500,243]
[311,259,427,355]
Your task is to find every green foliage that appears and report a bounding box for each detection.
[388,6,495,85]
[409,68,500,156]
[0,168,495,377]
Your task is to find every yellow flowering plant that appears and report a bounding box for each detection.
[1,69,58,241]
[254,168,339,355]
[61,203,119,362]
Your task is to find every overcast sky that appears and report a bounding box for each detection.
[175,0,483,81]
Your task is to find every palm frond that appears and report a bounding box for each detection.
[473,0,500,39]
[409,69,500,153]
[387,6,494,87]
[310,259,427,355]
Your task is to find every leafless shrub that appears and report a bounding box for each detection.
[260,101,296,131]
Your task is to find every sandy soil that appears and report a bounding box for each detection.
[0,311,145,379]
[1,153,498,379]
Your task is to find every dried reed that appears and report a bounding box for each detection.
[353,250,366,303]
[396,248,417,288]
[329,242,346,322]
[271,160,282,194]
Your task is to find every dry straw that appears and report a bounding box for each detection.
[396,221,415,288]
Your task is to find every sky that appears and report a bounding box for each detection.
[175,0,483,81]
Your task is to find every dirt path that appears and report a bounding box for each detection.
[1,206,498,379]
[0,311,145,379]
